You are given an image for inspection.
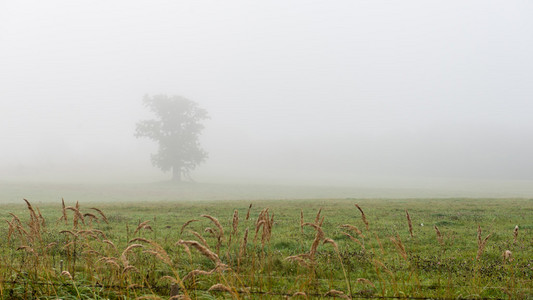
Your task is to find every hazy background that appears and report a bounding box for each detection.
[1,1,533,197]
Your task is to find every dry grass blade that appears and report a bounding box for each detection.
[17,245,34,253]
[127,284,141,290]
[5,220,15,242]
[246,203,252,221]
[324,290,349,299]
[232,210,239,235]
[103,259,121,269]
[177,240,221,264]
[180,219,199,234]
[477,225,482,246]
[161,275,179,284]
[476,232,492,260]
[314,208,322,225]
[61,270,73,280]
[66,206,86,226]
[90,207,109,223]
[61,198,68,224]
[83,249,101,256]
[9,213,22,226]
[122,265,139,275]
[323,238,339,252]
[292,291,307,298]
[286,255,310,268]
[406,209,413,238]
[434,225,444,246]
[123,243,144,253]
[286,252,312,266]
[134,220,151,235]
[23,198,37,218]
[309,226,325,260]
[240,227,249,257]
[300,209,304,234]
[129,238,173,265]
[204,227,217,238]
[37,207,46,227]
[390,234,407,260]
[340,224,364,238]
[129,237,152,244]
[201,215,224,240]
[60,230,79,237]
[356,278,376,288]
[83,212,98,221]
[186,230,208,247]
[121,244,143,266]
[303,222,321,231]
[24,198,41,236]
[208,283,232,293]
[355,204,369,230]
[341,232,364,248]
[503,250,513,262]
[102,239,117,250]
[254,220,266,242]
[92,229,107,239]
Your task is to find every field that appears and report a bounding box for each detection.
[1,186,532,299]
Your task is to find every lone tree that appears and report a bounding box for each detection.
[135,94,209,182]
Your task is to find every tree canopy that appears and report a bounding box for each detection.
[135,94,208,182]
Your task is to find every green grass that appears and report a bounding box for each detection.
[0,197,532,299]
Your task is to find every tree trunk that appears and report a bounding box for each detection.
[172,165,181,182]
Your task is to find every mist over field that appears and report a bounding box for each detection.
[1,1,533,198]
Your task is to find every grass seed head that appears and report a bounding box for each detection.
[434,225,444,246]
[61,270,73,280]
[180,219,199,234]
[406,209,413,237]
[324,290,349,299]
[355,204,369,230]
[134,220,151,235]
[232,210,239,235]
[177,240,221,264]
[246,203,252,221]
[503,250,513,262]
[208,283,232,293]
[90,207,109,223]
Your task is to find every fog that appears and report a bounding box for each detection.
[1,1,533,196]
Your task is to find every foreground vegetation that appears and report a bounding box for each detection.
[1,197,532,299]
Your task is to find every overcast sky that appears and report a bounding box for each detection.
[1,1,532,187]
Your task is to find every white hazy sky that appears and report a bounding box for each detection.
[1,1,533,187]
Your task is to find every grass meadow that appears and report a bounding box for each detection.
[0,190,532,299]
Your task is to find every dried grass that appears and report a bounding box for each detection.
[180,219,199,234]
[340,224,364,238]
[390,234,407,260]
[246,203,252,221]
[90,207,109,224]
[324,289,349,299]
[134,220,151,235]
[177,240,221,264]
[201,215,224,240]
[406,209,413,238]
[476,226,492,260]
[355,204,369,230]
[232,210,239,235]
[434,225,444,246]
[207,283,232,293]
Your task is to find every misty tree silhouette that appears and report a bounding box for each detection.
[135,94,208,182]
